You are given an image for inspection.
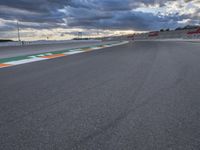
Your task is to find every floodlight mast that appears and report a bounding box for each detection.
[17,21,21,42]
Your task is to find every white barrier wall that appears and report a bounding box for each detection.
[0,42,22,47]
[0,40,101,47]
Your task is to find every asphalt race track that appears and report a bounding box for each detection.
[1,41,200,150]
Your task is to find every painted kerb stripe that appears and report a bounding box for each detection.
[0,41,129,69]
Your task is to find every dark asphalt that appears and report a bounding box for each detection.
[1,41,200,150]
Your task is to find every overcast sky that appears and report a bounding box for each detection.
[0,0,200,40]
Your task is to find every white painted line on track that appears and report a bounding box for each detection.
[69,49,82,51]
[63,51,83,55]
[6,57,48,65]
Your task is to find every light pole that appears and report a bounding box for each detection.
[78,32,82,39]
[17,21,21,42]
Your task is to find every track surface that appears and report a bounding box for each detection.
[1,41,200,149]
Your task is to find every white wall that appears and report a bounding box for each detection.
[0,40,101,47]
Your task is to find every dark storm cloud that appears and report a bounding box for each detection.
[64,0,191,30]
[67,9,188,30]
[0,0,199,31]
[0,0,70,23]
[0,0,70,13]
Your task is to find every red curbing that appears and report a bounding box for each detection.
[0,64,11,68]
[40,54,66,59]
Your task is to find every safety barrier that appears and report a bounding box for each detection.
[0,40,101,47]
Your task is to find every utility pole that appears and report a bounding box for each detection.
[78,32,82,39]
[17,21,21,42]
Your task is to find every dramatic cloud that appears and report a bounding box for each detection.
[62,0,199,30]
[0,0,199,40]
